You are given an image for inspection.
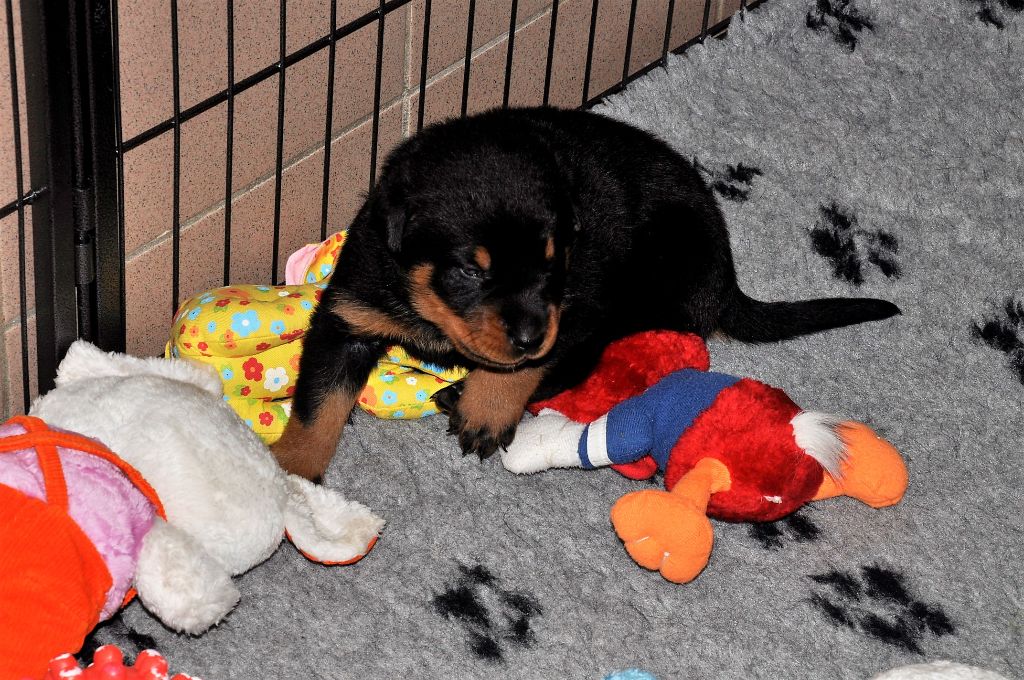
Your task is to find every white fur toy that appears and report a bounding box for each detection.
[29,340,384,635]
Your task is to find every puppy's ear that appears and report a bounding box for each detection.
[558,192,582,235]
[548,162,581,235]
[369,178,407,252]
[375,138,423,253]
[385,203,406,252]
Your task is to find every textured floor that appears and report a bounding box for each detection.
[90,0,1023,677]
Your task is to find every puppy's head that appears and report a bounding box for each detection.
[373,125,573,368]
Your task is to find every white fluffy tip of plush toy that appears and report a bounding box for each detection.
[134,519,240,635]
[791,411,847,478]
[284,475,385,565]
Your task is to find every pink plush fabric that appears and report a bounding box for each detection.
[0,422,156,619]
[285,242,320,285]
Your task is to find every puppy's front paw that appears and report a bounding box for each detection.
[447,404,518,459]
[442,367,542,460]
[431,382,464,416]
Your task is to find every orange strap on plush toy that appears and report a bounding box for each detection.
[0,416,166,680]
[1,416,166,520]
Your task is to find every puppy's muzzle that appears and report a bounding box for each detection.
[501,303,560,362]
[507,316,547,355]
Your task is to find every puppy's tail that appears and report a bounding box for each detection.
[718,289,900,343]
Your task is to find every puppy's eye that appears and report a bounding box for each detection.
[459,266,485,280]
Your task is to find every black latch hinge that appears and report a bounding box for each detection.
[75,236,95,287]
[72,185,96,287]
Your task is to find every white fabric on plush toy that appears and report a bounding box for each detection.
[31,340,384,634]
[871,662,1011,680]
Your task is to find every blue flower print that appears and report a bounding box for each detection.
[421,408,437,417]
[381,390,398,405]
[270,320,286,335]
[380,373,396,384]
[186,307,202,320]
[206,320,217,333]
[306,272,316,284]
[300,299,313,310]
[221,367,234,381]
[319,263,333,277]
[200,294,215,304]
[230,310,261,338]
[420,362,445,374]
[415,389,429,402]
[256,285,271,292]
[392,410,405,418]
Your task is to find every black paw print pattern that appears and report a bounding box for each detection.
[809,565,955,653]
[77,614,158,665]
[748,510,821,550]
[972,297,1024,384]
[810,203,901,286]
[966,0,1023,28]
[806,0,875,51]
[694,160,764,202]
[433,564,542,662]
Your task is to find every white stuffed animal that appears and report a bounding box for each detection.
[29,340,384,635]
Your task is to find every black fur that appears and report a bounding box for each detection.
[287,107,899,463]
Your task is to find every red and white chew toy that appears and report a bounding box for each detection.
[40,646,196,680]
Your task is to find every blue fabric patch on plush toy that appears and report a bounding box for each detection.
[579,368,739,469]
[604,670,657,680]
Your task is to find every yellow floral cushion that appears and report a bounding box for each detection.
[166,230,467,444]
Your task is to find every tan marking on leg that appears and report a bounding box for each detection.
[473,247,491,271]
[333,299,412,340]
[456,366,545,435]
[271,391,356,480]
[332,297,452,356]
[331,299,412,340]
[544,236,555,261]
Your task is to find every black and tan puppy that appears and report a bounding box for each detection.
[272,107,899,480]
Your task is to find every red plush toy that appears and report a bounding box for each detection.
[505,331,909,584]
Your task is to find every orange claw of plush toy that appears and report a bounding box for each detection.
[611,490,715,585]
[39,646,198,680]
[610,458,732,584]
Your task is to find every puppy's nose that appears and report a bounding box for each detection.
[508,322,546,354]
